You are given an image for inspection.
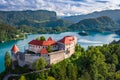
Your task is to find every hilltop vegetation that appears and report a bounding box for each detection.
[0,10,57,26]
[0,23,24,42]
[69,16,120,32]
[0,10,72,28]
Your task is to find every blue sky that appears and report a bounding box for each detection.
[0,0,120,16]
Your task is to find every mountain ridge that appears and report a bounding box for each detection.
[63,9,120,23]
[69,16,120,32]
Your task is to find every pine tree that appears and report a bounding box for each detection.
[4,51,12,70]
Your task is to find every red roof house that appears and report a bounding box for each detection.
[28,37,56,46]
[58,36,74,45]
[40,48,48,54]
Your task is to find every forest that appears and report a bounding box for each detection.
[0,23,25,42]
[1,40,120,80]
[0,23,69,42]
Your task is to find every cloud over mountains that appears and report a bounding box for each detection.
[0,0,120,16]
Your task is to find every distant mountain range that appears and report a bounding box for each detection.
[69,16,120,32]
[0,9,120,35]
[63,9,120,23]
[0,10,72,27]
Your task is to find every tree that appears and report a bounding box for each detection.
[47,76,55,80]
[36,36,46,41]
[67,63,78,80]
[4,51,12,70]
[47,46,52,53]
[116,71,120,80]
[112,54,118,65]
[19,75,26,80]
[34,57,47,70]
[79,72,92,80]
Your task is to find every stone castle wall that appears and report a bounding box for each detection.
[49,50,65,64]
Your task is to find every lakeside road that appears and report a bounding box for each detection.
[3,68,49,80]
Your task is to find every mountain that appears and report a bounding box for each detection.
[0,10,72,28]
[0,10,56,27]
[63,9,120,23]
[16,19,72,28]
[69,16,120,32]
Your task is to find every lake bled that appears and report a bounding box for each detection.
[0,32,120,73]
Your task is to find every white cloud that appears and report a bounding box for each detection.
[0,0,120,16]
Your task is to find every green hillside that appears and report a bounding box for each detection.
[0,10,57,27]
[0,10,72,28]
[69,16,120,32]
[0,23,24,42]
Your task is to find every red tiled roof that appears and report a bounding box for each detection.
[11,44,19,53]
[58,36,74,45]
[47,37,53,41]
[28,37,56,46]
[40,48,48,54]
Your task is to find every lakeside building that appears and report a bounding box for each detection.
[11,36,77,68]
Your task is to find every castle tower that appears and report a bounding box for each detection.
[11,44,19,54]
[11,44,19,69]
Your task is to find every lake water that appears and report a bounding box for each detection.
[0,32,120,73]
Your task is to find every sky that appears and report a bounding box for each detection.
[0,0,120,16]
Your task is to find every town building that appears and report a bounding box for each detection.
[11,36,77,68]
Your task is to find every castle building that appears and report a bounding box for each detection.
[11,36,77,68]
[28,37,58,53]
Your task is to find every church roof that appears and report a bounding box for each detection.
[28,37,56,46]
[11,44,19,53]
[40,48,48,54]
[58,36,74,45]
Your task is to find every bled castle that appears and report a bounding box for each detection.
[11,36,77,68]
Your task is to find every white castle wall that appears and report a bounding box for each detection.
[28,44,58,53]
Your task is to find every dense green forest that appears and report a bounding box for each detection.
[0,10,57,27]
[1,41,120,80]
[0,23,24,42]
[18,25,69,34]
[0,10,72,28]
[69,16,120,32]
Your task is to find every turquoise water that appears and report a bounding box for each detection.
[0,32,120,73]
